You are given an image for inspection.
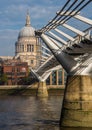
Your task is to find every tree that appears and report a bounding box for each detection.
[0,74,8,85]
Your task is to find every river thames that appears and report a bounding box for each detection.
[0,95,91,130]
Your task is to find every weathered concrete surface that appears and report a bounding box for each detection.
[60,75,92,127]
[37,81,48,97]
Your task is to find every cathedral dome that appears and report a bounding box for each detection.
[18,26,35,38]
[18,12,35,39]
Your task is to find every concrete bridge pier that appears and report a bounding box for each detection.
[60,75,92,127]
[37,81,48,97]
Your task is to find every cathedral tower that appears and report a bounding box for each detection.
[15,12,41,69]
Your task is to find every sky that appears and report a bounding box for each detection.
[0,0,92,56]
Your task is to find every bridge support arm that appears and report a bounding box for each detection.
[54,28,75,41]
[58,11,92,25]
[41,33,77,74]
[62,23,85,36]
[74,15,92,25]
[48,31,67,45]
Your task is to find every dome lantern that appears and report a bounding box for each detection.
[25,11,31,27]
[18,12,35,39]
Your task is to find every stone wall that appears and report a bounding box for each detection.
[0,84,65,89]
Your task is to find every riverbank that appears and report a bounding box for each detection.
[0,85,65,96]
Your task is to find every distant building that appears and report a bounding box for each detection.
[15,12,41,69]
[1,59,28,85]
[0,12,66,86]
[0,56,13,61]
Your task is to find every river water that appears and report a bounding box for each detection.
[0,95,91,130]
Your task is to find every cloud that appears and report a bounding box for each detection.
[0,29,19,56]
[0,2,61,30]
[0,0,91,56]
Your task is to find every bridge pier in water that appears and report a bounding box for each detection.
[38,11,92,126]
[37,81,48,97]
[60,75,92,127]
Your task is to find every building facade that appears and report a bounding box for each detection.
[2,60,28,85]
[15,12,41,69]
[46,68,66,86]
[0,12,66,86]
[14,12,66,86]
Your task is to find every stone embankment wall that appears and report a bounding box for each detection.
[0,84,65,89]
[0,84,65,96]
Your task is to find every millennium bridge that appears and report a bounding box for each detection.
[30,0,92,127]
